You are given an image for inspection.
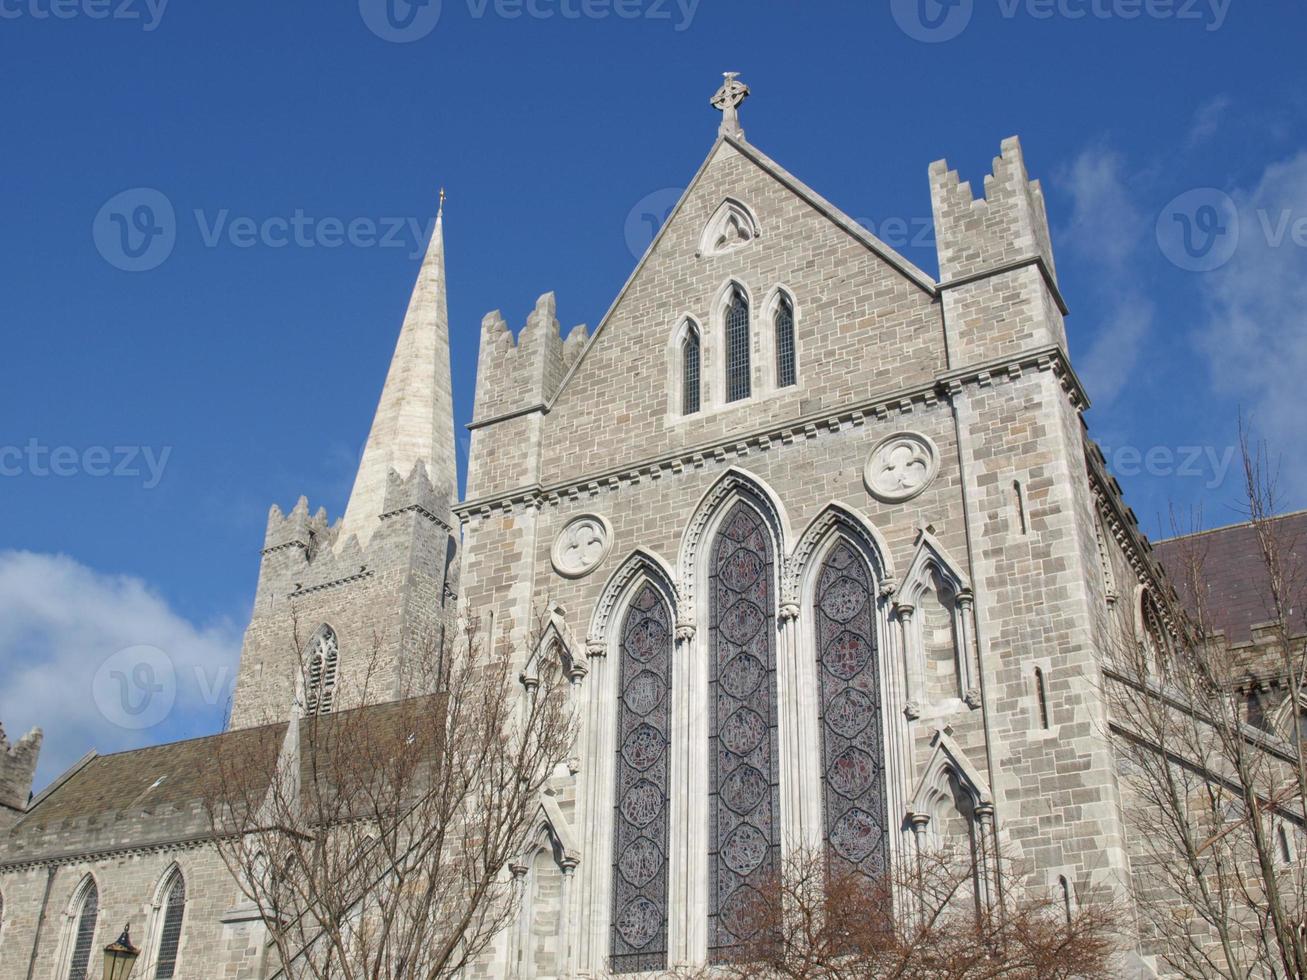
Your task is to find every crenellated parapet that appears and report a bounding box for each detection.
[472,292,588,423]
[0,724,41,820]
[929,137,1067,365]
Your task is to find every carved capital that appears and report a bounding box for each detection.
[509,863,529,879]
[778,602,801,623]
[964,687,983,710]
[895,602,916,622]
[909,811,931,831]
[675,621,697,643]
[904,700,922,721]
[955,588,974,611]
[879,581,898,600]
[585,637,607,659]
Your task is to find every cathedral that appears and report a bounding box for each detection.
[0,76,1299,979]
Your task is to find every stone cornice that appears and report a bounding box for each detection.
[0,830,214,873]
[289,568,374,598]
[937,255,1068,317]
[456,346,1083,521]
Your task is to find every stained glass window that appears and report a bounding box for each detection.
[305,627,338,714]
[709,502,779,958]
[611,584,672,973]
[154,871,186,978]
[725,289,751,403]
[775,295,796,388]
[814,541,889,880]
[682,327,701,416]
[67,879,98,980]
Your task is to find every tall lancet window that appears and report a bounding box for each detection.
[774,294,796,388]
[611,584,673,973]
[682,325,701,416]
[725,288,751,403]
[153,869,186,979]
[304,626,339,715]
[709,502,779,959]
[815,541,888,878]
[66,878,98,980]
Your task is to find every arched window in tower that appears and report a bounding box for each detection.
[611,583,673,974]
[725,288,751,403]
[681,324,701,416]
[153,868,186,979]
[66,877,98,980]
[304,626,339,714]
[774,293,796,389]
[709,501,779,959]
[814,540,888,879]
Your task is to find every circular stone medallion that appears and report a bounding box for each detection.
[863,432,940,503]
[551,514,613,578]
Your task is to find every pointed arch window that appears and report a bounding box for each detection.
[611,583,673,974]
[774,293,796,388]
[709,502,779,958]
[304,626,339,714]
[66,878,98,980]
[814,540,888,879]
[725,288,751,403]
[681,324,701,416]
[153,869,186,978]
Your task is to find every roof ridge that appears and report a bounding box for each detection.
[1154,507,1307,546]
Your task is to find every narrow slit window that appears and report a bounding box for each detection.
[1035,666,1050,730]
[774,294,796,388]
[1278,825,1292,865]
[725,288,751,403]
[1013,480,1028,535]
[682,326,701,416]
[1059,875,1072,924]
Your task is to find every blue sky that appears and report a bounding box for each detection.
[2,0,1304,786]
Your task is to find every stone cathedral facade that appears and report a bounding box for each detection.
[0,78,1298,979]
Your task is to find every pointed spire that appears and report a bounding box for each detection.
[339,196,458,548]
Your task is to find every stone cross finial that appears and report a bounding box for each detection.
[711,71,750,140]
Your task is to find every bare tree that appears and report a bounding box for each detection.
[667,844,1117,980]
[203,611,576,980]
[1103,423,1307,979]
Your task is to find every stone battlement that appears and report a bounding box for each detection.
[473,292,588,423]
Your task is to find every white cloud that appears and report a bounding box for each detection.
[1196,152,1307,501]
[1056,145,1155,404]
[1186,95,1233,149]
[0,552,241,791]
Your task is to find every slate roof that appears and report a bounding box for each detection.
[1153,509,1307,646]
[1,695,443,864]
